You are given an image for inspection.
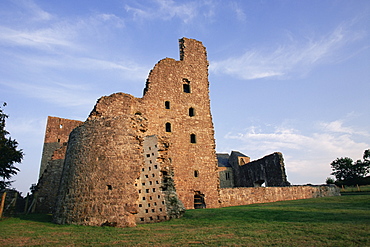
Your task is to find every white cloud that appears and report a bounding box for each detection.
[230,2,246,22]
[0,25,76,49]
[125,0,215,23]
[13,0,53,21]
[210,22,365,80]
[0,80,96,108]
[224,120,369,184]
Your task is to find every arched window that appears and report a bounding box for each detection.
[165,122,171,132]
[165,101,170,109]
[189,107,195,117]
[190,134,196,143]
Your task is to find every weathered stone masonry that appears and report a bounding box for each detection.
[53,38,216,227]
[35,117,82,213]
[37,37,340,227]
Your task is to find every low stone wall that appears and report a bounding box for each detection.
[219,185,340,208]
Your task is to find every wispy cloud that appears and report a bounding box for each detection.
[125,0,215,24]
[224,119,369,183]
[210,22,365,80]
[0,25,76,49]
[230,2,246,22]
[12,0,53,22]
[0,80,96,108]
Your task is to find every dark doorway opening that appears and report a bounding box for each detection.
[194,191,206,209]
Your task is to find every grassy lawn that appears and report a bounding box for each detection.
[1,193,369,246]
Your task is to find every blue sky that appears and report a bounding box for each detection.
[1,0,369,194]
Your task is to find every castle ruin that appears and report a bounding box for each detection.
[35,38,340,227]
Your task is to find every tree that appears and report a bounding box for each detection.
[330,149,370,183]
[325,177,335,184]
[0,102,24,190]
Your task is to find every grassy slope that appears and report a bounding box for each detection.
[1,194,369,246]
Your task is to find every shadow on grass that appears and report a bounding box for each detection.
[341,191,370,196]
[16,213,53,223]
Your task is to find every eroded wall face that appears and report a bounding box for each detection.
[142,38,220,209]
[136,136,185,224]
[39,116,82,178]
[34,144,67,213]
[230,152,290,187]
[54,115,145,227]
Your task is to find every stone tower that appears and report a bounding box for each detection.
[142,38,220,209]
[53,38,219,227]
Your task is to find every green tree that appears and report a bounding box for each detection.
[0,102,24,190]
[330,149,370,183]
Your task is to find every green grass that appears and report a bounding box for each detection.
[1,194,369,246]
[340,184,370,193]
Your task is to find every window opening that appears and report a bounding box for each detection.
[194,170,199,177]
[183,78,191,93]
[165,101,170,109]
[183,84,191,93]
[225,172,230,180]
[165,122,172,132]
[59,124,63,129]
[189,107,195,117]
[107,185,112,190]
[190,134,197,143]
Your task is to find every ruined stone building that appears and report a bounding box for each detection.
[36,37,339,227]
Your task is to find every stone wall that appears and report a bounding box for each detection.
[136,135,185,224]
[219,185,340,207]
[142,38,220,209]
[34,143,67,213]
[39,116,82,179]
[53,114,146,227]
[232,152,290,187]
